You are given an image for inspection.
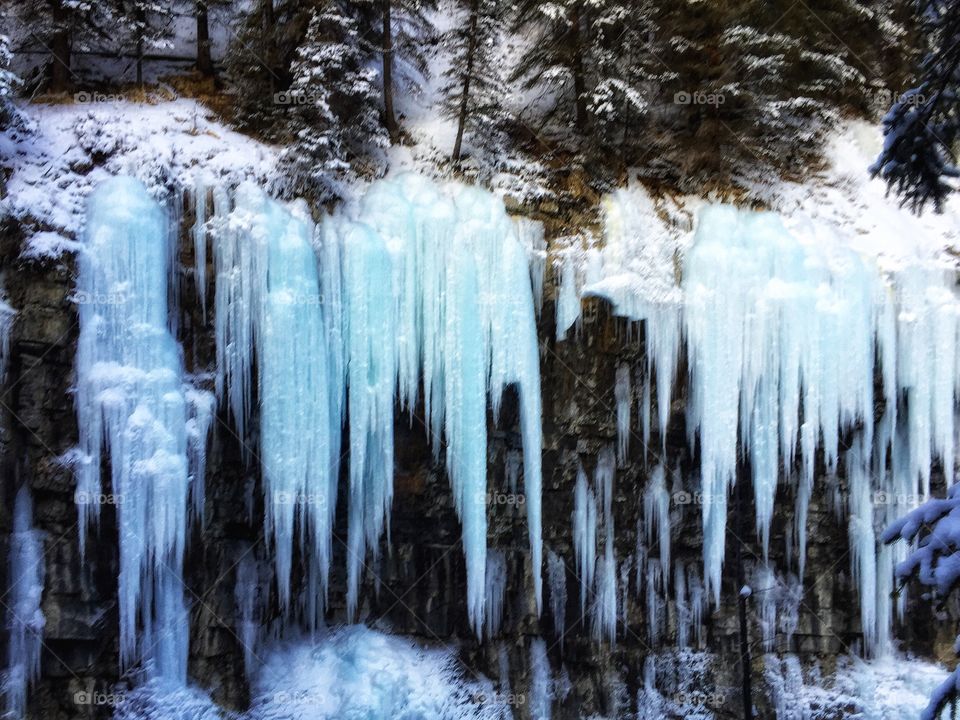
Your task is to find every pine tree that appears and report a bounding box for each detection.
[511,0,591,136]
[0,33,19,128]
[115,0,177,84]
[872,0,960,212]
[14,0,114,92]
[882,485,960,719]
[280,2,388,200]
[440,0,509,168]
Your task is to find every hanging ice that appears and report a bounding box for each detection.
[5,485,44,718]
[546,549,567,646]
[75,177,211,681]
[614,363,631,465]
[572,463,597,615]
[215,183,339,612]
[214,173,544,638]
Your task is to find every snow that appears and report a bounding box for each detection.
[0,99,277,259]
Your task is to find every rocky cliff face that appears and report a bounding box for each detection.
[2,192,952,720]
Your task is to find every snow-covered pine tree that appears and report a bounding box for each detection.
[224,0,308,135]
[13,0,115,92]
[587,0,669,155]
[352,0,437,143]
[279,1,388,200]
[440,0,510,170]
[0,33,19,128]
[872,0,960,212]
[712,0,873,181]
[510,0,591,137]
[882,486,960,719]
[115,0,177,84]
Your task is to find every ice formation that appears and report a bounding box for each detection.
[614,363,631,465]
[75,177,212,680]
[572,463,597,614]
[212,173,544,638]
[5,486,44,718]
[546,549,567,646]
[528,638,552,720]
[583,186,960,657]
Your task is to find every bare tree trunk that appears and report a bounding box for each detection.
[196,0,214,77]
[451,0,480,163]
[135,3,145,85]
[382,0,400,144]
[569,3,588,133]
[262,0,276,93]
[49,0,72,93]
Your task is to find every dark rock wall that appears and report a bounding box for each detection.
[1,195,953,720]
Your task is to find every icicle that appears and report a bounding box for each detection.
[572,464,597,615]
[645,558,662,645]
[529,638,552,720]
[615,363,631,465]
[846,437,878,655]
[76,177,201,680]
[484,551,507,639]
[0,300,14,382]
[515,217,547,317]
[555,252,580,341]
[217,184,339,613]
[591,532,617,644]
[235,548,260,679]
[639,369,651,463]
[752,564,778,653]
[546,549,567,647]
[5,485,44,718]
[643,464,670,577]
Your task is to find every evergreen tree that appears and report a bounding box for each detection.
[511,0,591,136]
[115,0,177,84]
[440,0,509,167]
[14,0,114,92]
[872,0,960,212]
[280,2,388,200]
[883,486,960,719]
[0,33,19,128]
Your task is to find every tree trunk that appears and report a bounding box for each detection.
[196,0,214,77]
[135,3,145,85]
[49,0,72,93]
[262,0,276,93]
[452,0,481,162]
[735,477,753,720]
[569,3,588,134]
[382,0,400,144]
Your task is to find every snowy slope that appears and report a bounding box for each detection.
[0,99,277,259]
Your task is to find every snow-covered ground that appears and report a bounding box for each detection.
[0,98,277,259]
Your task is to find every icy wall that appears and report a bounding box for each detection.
[212,173,544,639]
[74,177,213,681]
[559,187,960,659]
